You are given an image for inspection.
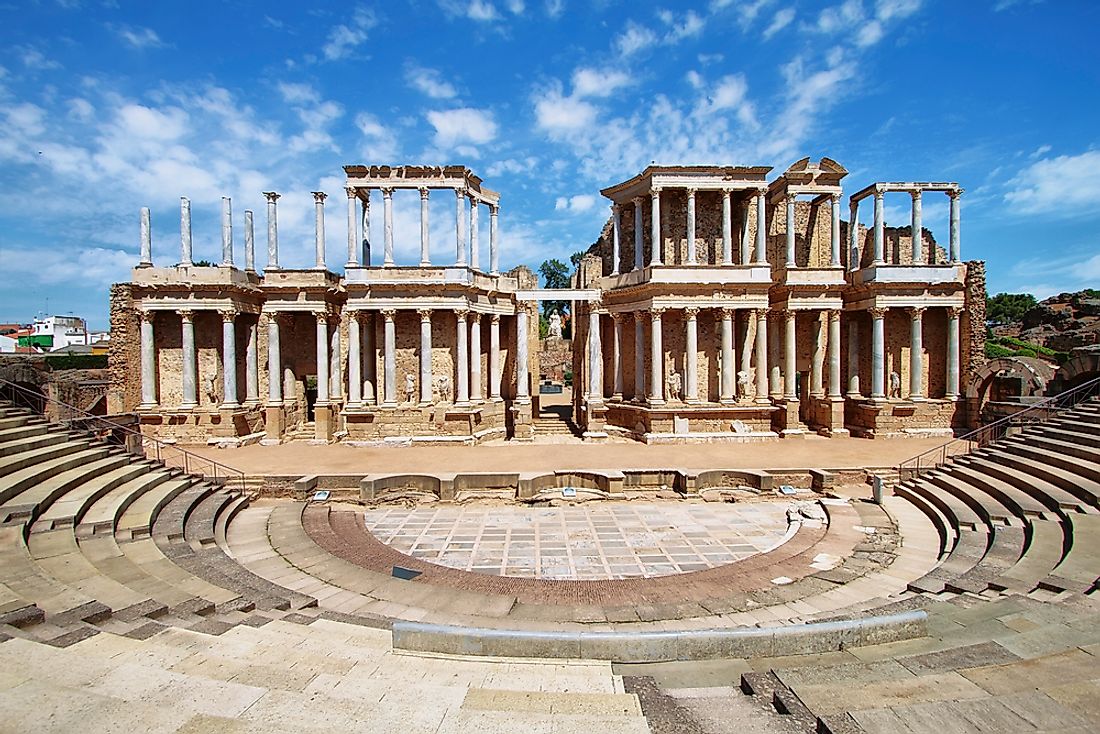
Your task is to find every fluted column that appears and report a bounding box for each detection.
[139,207,152,267]
[455,189,467,266]
[754,309,769,404]
[265,314,283,405]
[754,189,767,264]
[419,188,431,266]
[489,205,500,275]
[827,310,842,398]
[720,308,734,403]
[244,210,255,273]
[649,188,662,266]
[348,311,362,407]
[872,190,885,265]
[946,306,962,399]
[810,311,825,397]
[516,304,530,403]
[314,313,329,406]
[346,188,359,268]
[470,313,483,402]
[221,197,233,266]
[610,204,621,275]
[588,308,603,403]
[469,196,479,270]
[418,309,433,404]
[909,307,925,400]
[721,189,732,265]
[785,194,796,268]
[948,190,962,262]
[180,197,193,267]
[245,317,259,405]
[910,190,923,265]
[685,188,697,265]
[361,191,371,266]
[633,311,645,400]
[329,319,342,402]
[489,314,502,401]
[180,310,197,409]
[382,309,397,407]
[848,199,859,272]
[611,313,623,399]
[264,192,280,270]
[382,187,394,267]
[312,192,327,269]
[138,311,156,408]
[830,194,841,267]
[870,307,887,400]
[455,310,470,406]
[684,307,699,402]
[220,310,239,408]
[784,309,797,399]
[649,308,665,404]
[632,197,644,271]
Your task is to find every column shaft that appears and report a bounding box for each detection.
[784,310,797,399]
[685,309,698,401]
[489,315,502,400]
[848,200,859,272]
[419,188,430,266]
[139,313,156,406]
[633,198,644,271]
[740,200,751,264]
[685,189,697,265]
[221,197,233,266]
[811,312,824,397]
[313,192,327,269]
[754,191,767,263]
[363,314,376,404]
[469,198,479,270]
[612,315,623,398]
[180,197,193,266]
[588,309,602,402]
[847,317,860,396]
[611,204,621,275]
[244,210,255,272]
[267,315,282,404]
[315,315,329,405]
[946,308,961,398]
[348,313,362,406]
[470,315,482,402]
[911,190,923,264]
[754,309,769,404]
[221,312,239,408]
[489,206,500,274]
[346,188,359,267]
[382,188,394,266]
[739,311,754,396]
[361,192,371,266]
[455,190,467,266]
[830,195,841,267]
[419,311,433,404]
[873,192,885,265]
[180,312,197,408]
[909,308,925,400]
[264,192,280,270]
[720,309,734,403]
[633,313,645,399]
[650,190,662,266]
[828,311,842,398]
[949,191,962,262]
[139,207,152,266]
[329,322,342,401]
[383,312,397,406]
[785,195,796,267]
[455,312,469,405]
[245,319,259,404]
[871,308,886,399]
[516,306,530,402]
[721,191,732,265]
[649,310,664,404]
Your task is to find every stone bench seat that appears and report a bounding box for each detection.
[990,442,1100,500]
[942,461,1053,521]
[990,517,1067,593]
[923,467,1023,526]
[0,525,111,624]
[64,470,173,535]
[11,460,150,531]
[0,438,100,479]
[1041,513,1100,593]
[901,476,984,531]
[1012,433,1100,465]
[1035,424,1100,450]
[0,445,109,507]
[965,450,1097,514]
[115,478,195,540]
[0,425,66,459]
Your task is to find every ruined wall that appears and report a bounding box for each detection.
[964,260,988,391]
[108,283,140,414]
[766,199,835,268]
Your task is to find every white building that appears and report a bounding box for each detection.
[32,315,89,351]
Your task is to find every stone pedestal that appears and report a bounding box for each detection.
[584,401,608,440]
[825,397,848,437]
[775,399,806,438]
[263,405,285,443]
[510,402,534,440]
[315,404,334,442]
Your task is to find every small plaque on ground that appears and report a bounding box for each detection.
[312,491,330,502]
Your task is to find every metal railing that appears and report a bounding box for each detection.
[898,374,1100,482]
[0,378,246,494]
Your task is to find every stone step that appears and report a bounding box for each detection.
[0,440,98,483]
[965,450,1097,514]
[1040,513,1100,593]
[1013,433,1100,465]
[993,440,1100,493]
[0,427,65,458]
[946,460,1054,520]
[1,454,136,526]
[54,469,171,532]
[990,518,1066,594]
[79,471,184,536]
[904,476,984,531]
[116,478,196,540]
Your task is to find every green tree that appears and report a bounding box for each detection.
[986,292,1037,325]
[538,259,570,326]
[569,250,586,269]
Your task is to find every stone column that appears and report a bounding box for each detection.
[948,190,962,262]
[785,194,797,268]
[784,309,797,399]
[830,194,841,267]
[632,197,644,271]
[180,197,193,266]
[312,192,327,269]
[266,314,282,405]
[516,304,530,403]
[910,190,923,265]
[180,310,197,409]
[769,311,783,398]
[909,307,925,400]
[870,307,887,400]
[455,309,470,406]
[348,311,362,407]
[649,308,665,404]
[346,187,359,268]
[489,314,502,401]
[382,309,397,407]
[489,205,500,275]
[811,311,825,397]
[361,191,371,266]
[754,309,769,404]
[740,200,751,265]
[315,313,329,406]
[419,188,431,266]
[245,318,259,405]
[418,309,433,404]
[754,189,767,264]
[264,192,280,270]
[469,196,479,270]
[685,188,697,265]
[470,313,483,402]
[139,207,152,267]
[611,313,623,399]
[244,210,255,273]
[138,311,156,407]
[848,199,859,272]
[719,308,734,403]
[588,308,603,403]
[634,311,645,400]
[684,307,699,403]
[739,310,754,400]
[220,310,239,409]
[872,190,885,265]
[650,188,662,266]
[946,306,962,399]
[610,204,621,275]
[828,310,842,398]
[382,187,395,267]
[363,313,376,405]
[847,316,860,397]
[221,197,233,267]
[455,189,467,266]
[721,190,732,265]
[329,320,342,402]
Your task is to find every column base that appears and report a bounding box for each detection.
[719,397,735,405]
[647,398,666,407]
[179,402,198,411]
[265,405,285,440]
[137,403,158,412]
[220,402,242,411]
[909,395,926,402]
[314,405,334,442]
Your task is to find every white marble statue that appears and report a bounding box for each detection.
[435,374,452,403]
[404,373,415,404]
[666,371,682,402]
[548,310,563,339]
[889,370,902,399]
[737,370,752,400]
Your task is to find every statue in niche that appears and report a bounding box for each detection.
[889,371,902,399]
[205,363,220,406]
[435,374,452,403]
[362,379,375,404]
[666,371,682,402]
[548,310,563,339]
[404,373,415,404]
[737,370,752,400]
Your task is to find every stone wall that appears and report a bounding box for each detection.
[964,260,987,391]
[538,337,572,382]
[108,283,140,414]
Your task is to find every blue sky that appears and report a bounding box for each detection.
[1,0,1097,329]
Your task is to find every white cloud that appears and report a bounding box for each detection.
[763,7,795,40]
[1008,251,1100,300]
[321,6,377,61]
[426,107,498,149]
[468,0,500,21]
[355,112,400,161]
[533,86,598,138]
[994,0,1042,10]
[545,0,564,18]
[15,46,62,70]
[1029,144,1052,160]
[812,0,864,34]
[658,10,705,43]
[615,22,657,57]
[571,67,632,98]
[405,65,458,99]
[1004,150,1100,216]
[554,194,596,213]
[111,25,165,49]
[487,157,538,177]
[277,82,320,105]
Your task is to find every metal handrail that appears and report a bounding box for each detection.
[0,377,246,494]
[898,374,1100,481]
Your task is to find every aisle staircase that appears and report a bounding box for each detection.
[533,404,582,437]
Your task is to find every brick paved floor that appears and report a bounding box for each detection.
[363,502,792,580]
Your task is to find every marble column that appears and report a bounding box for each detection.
[329,320,342,402]
[469,196,479,270]
[785,194,797,268]
[382,187,395,267]
[946,306,962,399]
[633,311,645,400]
[418,309,433,404]
[180,310,197,409]
[348,311,362,407]
[649,308,665,404]
[221,197,233,266]
[769,311,783,398]
[754,309,769,404]
[828,310,842,398]
[244,210,255,273]
[685,188,697,265]
[138,311,156,407]
[489,205,500,275]
[455,189,467,266]
[346,188,359,268]
[312,192,327,269]
[264,192,280,270]
[872,190,885,265]
[489,314,502,401]
[588,308,603,403]
[611,313,623,399]
[382,310,397,407]
[266,314,282,405]
[632,197,644,271]
[470,313,483,402]
[649,188,663,266]
[721,190,732,265]
[754,189,767,264]
[180,197,193,267]
[220,310,239,408]
[811,311,825,397]
[910,190,923,265]
[245,318,259,405]
[870,307,887,400]
[315,313,329,406]
[909,307,925,400]
[139,207,152,267]
[363,313,376,405]
[610,204,621,275]
[784,309,797,399]
[516,304,530,403]
[847,317,861,397]
[948,190,962,262]
[720,308,734,403]
[361,191,371,266]
[848,199,859,272]
[738,310,754,400]
[455,310,470,406]
[740,200,751,265]
[830,194,841,267]
[419,188,431,266]
[684,307,699,402]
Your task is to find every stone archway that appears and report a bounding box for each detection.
[1050,348,1100,392]
[0,360,48,414]
[965,356,1055,428]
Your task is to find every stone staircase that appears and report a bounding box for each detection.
[533,404,581,437]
